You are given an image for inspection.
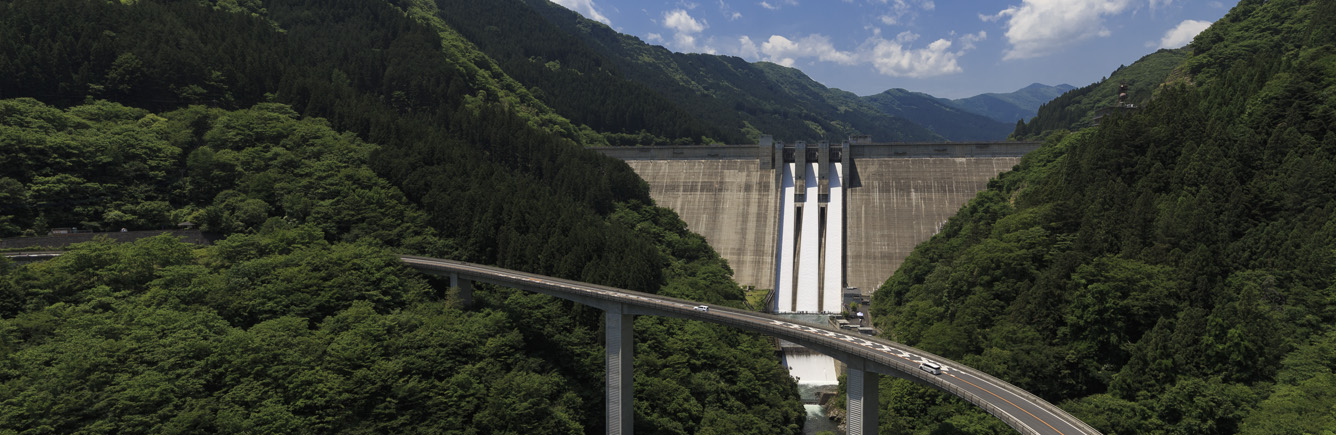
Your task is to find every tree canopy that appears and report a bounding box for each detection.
[0,0,808,430]
[872,1,1336,433]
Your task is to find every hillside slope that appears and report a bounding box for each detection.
[870,1,1336,433]
[506,0,942,143]
[1012,48,1189,138]
[0,0,805,432]
[863,88,1014,141]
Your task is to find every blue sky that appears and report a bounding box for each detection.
[550,0,1239,99]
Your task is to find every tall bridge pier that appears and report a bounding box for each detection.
[431,270,908,435]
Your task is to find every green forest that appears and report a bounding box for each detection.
[0,0,806,433]
[873,0,1336,433]
[6,0,1336,434]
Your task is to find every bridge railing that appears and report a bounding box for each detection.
[400,256,1096,435]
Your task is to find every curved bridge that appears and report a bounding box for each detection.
[401,256,1100,435]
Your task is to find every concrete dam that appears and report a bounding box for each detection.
[594,138,1038,306]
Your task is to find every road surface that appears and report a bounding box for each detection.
[400,255,1099,435]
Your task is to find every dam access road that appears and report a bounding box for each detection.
[402,255,1100,435]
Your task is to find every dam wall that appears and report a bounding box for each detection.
[844,157,1021,294]
[606,142,1034,298]
[623,159,780,290]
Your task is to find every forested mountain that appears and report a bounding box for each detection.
[862,89,1015,141]
[947,83,1076,124]
[0,0,805,432]
[503,0,944,143]
[869,0,1336,434]
[1012,49,1189,139]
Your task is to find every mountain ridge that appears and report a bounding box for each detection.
[945,83,1076,124]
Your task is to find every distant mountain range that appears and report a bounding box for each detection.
[946,83,1077,125]
[421,0,1070,143]
[859,84,1074,141]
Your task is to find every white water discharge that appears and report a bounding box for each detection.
[774,163,797,312]
[823,162,844,313]
[772,159,844,432]
[795,162,822,313]
[785,352,839,385]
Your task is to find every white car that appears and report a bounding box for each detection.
[918,361,942,375]
[692,305,709,312]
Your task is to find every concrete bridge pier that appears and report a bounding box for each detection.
[449,273,473,308]
[846,358,881,435]
[607,303,635,435]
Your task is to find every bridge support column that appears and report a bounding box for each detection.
[449,273,473,308]
[607,304,635,435]
[846,358,880,435]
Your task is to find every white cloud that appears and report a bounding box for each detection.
[664,9,706,34]
[738,36,761,58]
[760,34,860,67]
[987,0,1135,60]
[958,30,986,50]
[662,9,715,53]
[551,0,611,26]
[759,0,797,11]
[742,30,980,78]
[648,33,664,43]
[868,35,968,77]
[1157,19,1211,49]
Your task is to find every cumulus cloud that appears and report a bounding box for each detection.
[664,9,705,33]
[741,30,981,78]
[1157,19,1211,49]
[551,0,611,26]
[737,36,761,58]
[662,9,715,53]
[986,0,1135,60]
[759,34,860,67]
[868,33,973,77]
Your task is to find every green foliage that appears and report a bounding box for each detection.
[507,0,942,143]
[873,1,1336,433]
[1013,49,1189,138]
[0,2,807,431]
[0,98,449,254]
